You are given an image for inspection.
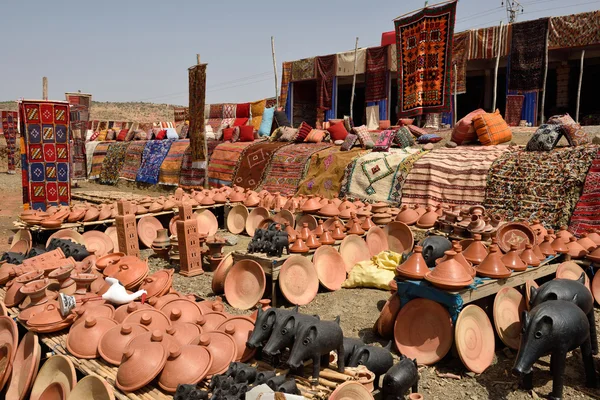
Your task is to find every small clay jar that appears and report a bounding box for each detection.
[520,244,541,267]
[348,219,366,236]
[331,222,346,241]
[501,245,527,272]
[320,230,335,245]
[298,223,311,241]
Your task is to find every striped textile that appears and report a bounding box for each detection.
[231,140,291,190]
[158,139,189,186]
[179,140,221,189]
[280,62,293,108]
[402,145,512,207]
[119,141,147,181]
[85,141,100,177]
[569,148,600,235]
[88,142,111,180]
[468,24,512,60]
[261,143,332,196]
[207,141,255,187]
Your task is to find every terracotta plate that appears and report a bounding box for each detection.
[365,226,389,257]
[496,223,536,253]
[211,253,234,295]
[46,229,86,249]
[339,236,371,273]
[245,207,270,237]
[556,261,591,291]
[525,280,539,310]
[329,381,374,400]
[393,298,453,365]
[384,221,414,254]
[195,209,218,237]
[223,260,266,310]
[273,210,295,228]
[136,216,163,248]
[295,214,318,231]
[69,375,114,400]
[227,204,248,235]
[0,316,18,391]
[104,226,119,252]
[82,231,114,258]
[169,215,179,237]
[455,305,495,374]
[493,287,525,350]
[10,240,29,255]
[13,229,32,251]
[279,255,319,305]
[313,246,346,291]
[5,331,41,400]
[30,355,77,400]
[592,272,600,306]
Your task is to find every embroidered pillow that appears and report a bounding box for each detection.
[353,125,373,149]
[407,124,427,137]
[547,113,589,146]
[232,118,248,127]
[327,121,349,141]
[166,128,178,140]
[373,130,395,152]
[417,133,443,144]
[251,99,266,117]
[452,108,486,144]
[232,126,241,142]
[472,109,512,145]
[270,127,283,142]
[296,122,313,142]
[305,129,326,143]
[222,128,234,142]
[525,124,564,151]
[236,103,250,118]
[340,133,358,151]
[215,123,229,141]
[239,125,254,142]
[97,130,108,141]
[90,131,100,141]
[279,127,298,142]
[259,107,275,137]
[155,129,167,140]
[394,127,415,148]
[273,110,291,128]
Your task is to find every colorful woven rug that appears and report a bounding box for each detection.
[231,141,290,190]
[316,55,336,110]
[549,11,600,50]
[365,47,387,102]
[180,139,221,189]
[158,139,189,186]
[297,147,367,198]
[394,1,456,117]
[136,140,174,185]
[403,145,512,207]
[98,142,130,185]
[119,141,147,181]
[261,143,332,196]
[19,100,71,210]
[569,148,600,235]
[89,142,110,180]
[508,19,549,91]
[280,62,293,108]
[71,138,86,180]
[340,148,423,203]
[207,142,255,188]
[1,111,18,172]
[451,32,469,95]
[85,141,100,177]
[468,24,511,60]
[291,58,315,81]
[485,146,597,228]
[505,95,525,127]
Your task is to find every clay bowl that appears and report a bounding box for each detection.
[10,240,29,255]
[525,280,539,310]
[211,253,234,295]
[384,222,414,254]
[493,287,525,350]
[195,209,218,237]
[273,210,295,229]
[136,216,163,248]
[46,229,86,249]
[227,204,249,235]
[224,260,266,310]
[30,355,76,400]
[313,246,346,291]
[67,375,114,400]
[329,381,374,400]
[5,331,41,400]
[365,226,389,257]
[455,305,495,374]
[279,255,319,305]
[339,236,371,273]
[245,207,270,237]
[556,261,591,291]
[495,223,536,253]
[81,231,114,258]
[37,382,66,400]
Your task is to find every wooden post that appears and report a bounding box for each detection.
[453,64,458,126]
[271,36,279,107]
[492,21,503,111]
[42,77,48,100]
[539,27,550,125]
[350,37,359,121]
[197,54,209,189]
[576,49,585,123]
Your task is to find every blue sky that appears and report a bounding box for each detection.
[2,0,599,105]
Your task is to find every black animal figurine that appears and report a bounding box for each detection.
[420,236,452,268]
[233,364,257,384]
[262,309,319,358]
[247,306,298,349]
[266,374,288,391]
[287,316,345,379]
[174,384,208,400]
[277,378,300,394]
[343,337,365,364]
[228,383,248,397]
[529,274,598,354]
[513,300,597,400]
[381,354,419,399]
[268,232,289,257]
[348,342,394,389]
[254,370,276,385]
[223,362,244,378]
[1,252,25,265]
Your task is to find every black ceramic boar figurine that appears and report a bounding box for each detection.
[343,336,365,364]
[529,273,598,355]
[286,316,345,379]
[246,306,298,349]
[513,300,597,400]
[262,310,319,358]
[381,354,419,399]
[348,342,394,389]
[420,236,452,268]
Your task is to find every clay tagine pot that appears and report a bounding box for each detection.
[566,236,588,259]
[157,343,213,393]
[312,220,325,237]
[298,223,312,241]
[300,196,322,214]
[577,233,598,252]
[538,235,556,257]
[556,226,573,244]
[462,234,488,265]
[501,245,527,272]
[320,230,335,246]
[216,317,256,362]
[520,244,541,267]
[66,316,118,359]
[114,302,153,323]
[166,322,203,346]
[19,278,52,309]
[305,234,321,250]
[318,201,341,217]
[348,218,365,236]
[331,222,347,241]
[194,331,237,377]
[425,251,474,290]
[416,207,438,229]
[360,217,376,231]
[116,331,169,392]
[586,230,600,246]
[98,323,149,366]
[436,244,475,277]
[551,234,569,255]
[290,238,309,254]
[475,245,512,279]
[396,246,429,280]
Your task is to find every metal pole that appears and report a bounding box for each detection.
[492,21,503,111]
[271,37,279,107]
[350,37,359,121]
[42,77,48,100]
[576,49,585,123]
[539,27,550,125]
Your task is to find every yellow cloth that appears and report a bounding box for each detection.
[342,251,402,290]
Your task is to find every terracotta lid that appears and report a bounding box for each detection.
[348,218,365,236]
[360,217,376,232]
[123,309,172,332]
[212,253,234,295]
[578,234,597,253]
[66,316,117,359]
[166,322,203,346]
[556,226,573,244]
[140,269,173,299]
[298,223,312,241]
[520,244,541,268]
[501,245,528,271]
[136,216,163,249]
[213,192,228,203]
[80,231,113,259]
[98,323,149,366]
[305,234,321,250]
[148,293,182,309]
[290,238,309,253]
[295,214,318,231]
[106,258,149,289]
[216,317,256,362]
[538,236,556,257]
[320,230,335,246]
[229,191,246,203]
[525,280,539,310]
[157,343,212,393]
[313,246,346,291]
[243,192,260,207]
[5,331,41,400]
[318,201,340,217]
[199,312,229,332]
[300,197,322,213]
[365,226,389,257]
[102,255,141,277]
[393,298,453,365]
[67,209,86,223]
[279,255,319,305]
[462,234,488,265]
[339,208,354,220]
[496,223,536,252]
[588,246,600,263]
[0,316,18,390]
[160,298,203,324]
[227,204,248,235]
[396,246,429,280]
[425,251,474,290]
[493,287,525,350]
[223,260,266,310]
[551,235,569,254]
[194,332,237,377]
[587,230,600,246]
[374,294,402,339]
[245,207,270,237]
[356,207,372,218]
[72,304,115,327]
[396,206,420,225]
[416,207,438,229]
[556,261,591,291]
[195,209,218,237]
[339,236,371,273]
[67,375,114,400]
[30,355,76,400]
[475,245,512,279]
[95,253,124,271]
[116,332,168,392]
[455,305,495,374]
[114,302,153,323]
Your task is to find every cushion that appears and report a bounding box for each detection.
[251,99,266,117]
[393,127,415,148]
[452,108,486,144]
[279,127,299,142]
[373,130,395,152]
[305,129,326,143]
[106,129,117,141]
[236,103,250,118]
[327,121,349,141]
[269,127,283,142]
[155,129,167,140]
[222,128,234,142]
[340,133,358,151]
[417,133,443,144]
[232,126,241,142]
[343,116,353,132]
[125,129,136,142]
[166,128,178,140]
[525,124,564,151]
[205,125,214,133]
[353,125,373,149]
[89,131,100,141]
[472,109,512,145]
[134,130,147,140]
[259,107,275,137]
[97,130,108,141]
[407,124,427,137]
[273,110,291,128]
[209,104,223,119]
[216,122,229,141]
[379,120,391,130]
[233,118,249,127]
[251,116,262,131]
[296,122,313,142]
[117,129,128,141]
[239,125,254,142]
[547,113,589,146]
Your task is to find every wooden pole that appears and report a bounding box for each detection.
[576,49,585,123]
[539,27,550,125]
[42,77,48,100]
[453,63,458,126]
[271,36,279,107]
[196,54,209,189]
[349,37,359,122]
[492,21,503,111]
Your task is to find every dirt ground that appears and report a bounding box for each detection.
[2,129,600,399]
